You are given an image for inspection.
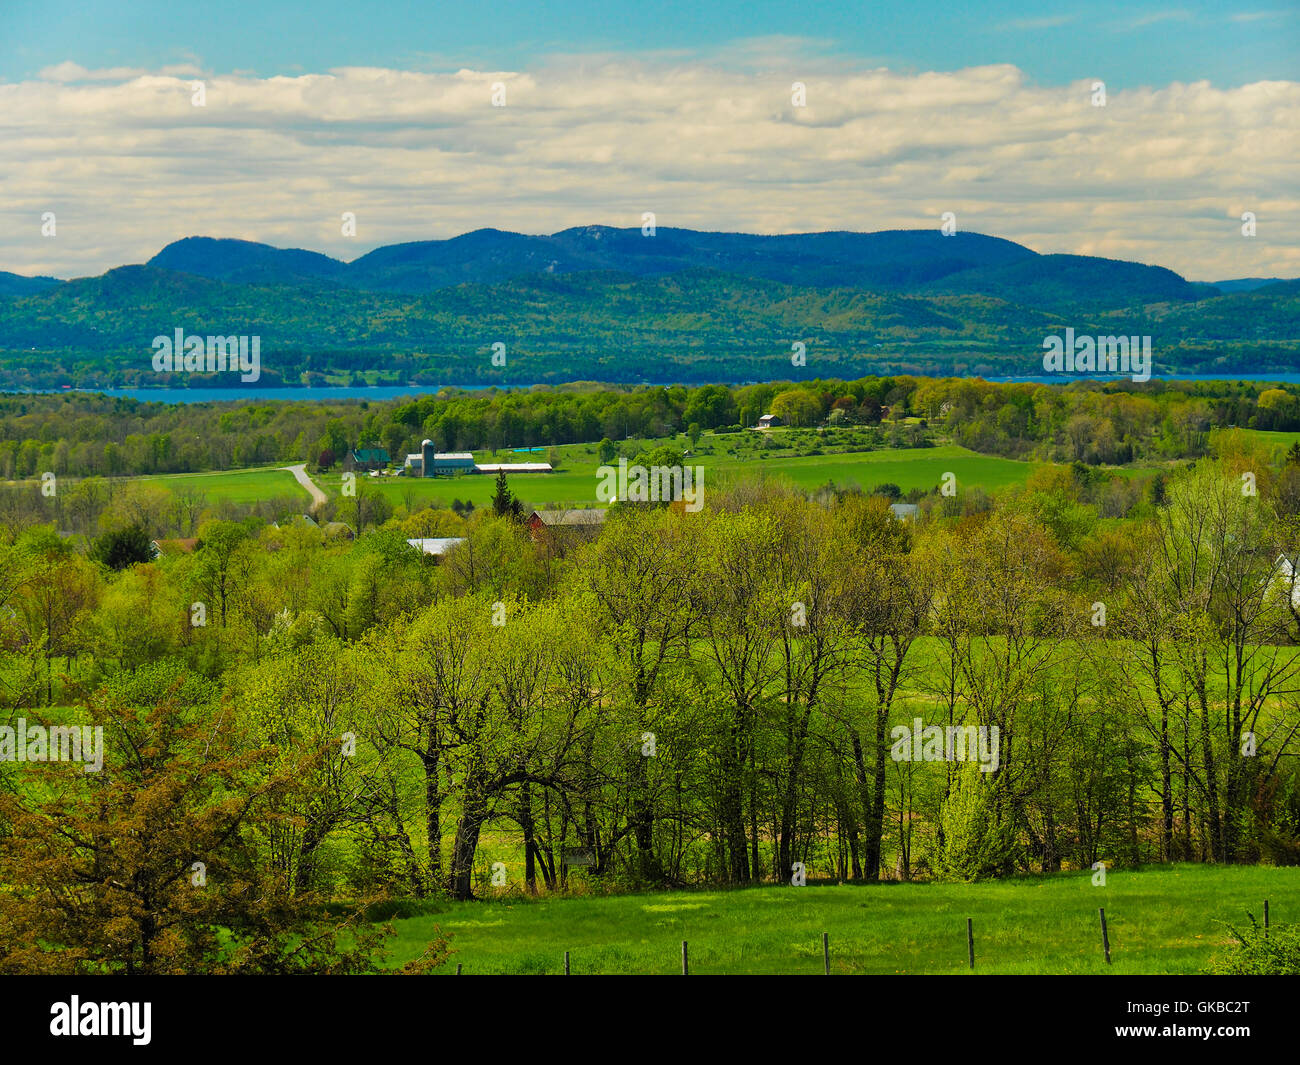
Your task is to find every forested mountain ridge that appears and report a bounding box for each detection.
[142,228,1041,294]
[0,228,1296,389]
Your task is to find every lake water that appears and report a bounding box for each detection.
[986,373,1300,385]
[10,384,556,403]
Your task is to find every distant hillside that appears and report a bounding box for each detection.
[0,270,63,298]
[926,254,1203,311]
[141,227,1040,295]
[148,237,348,286]
[1,250,1296,390]
[1,227,1295,389]
[1212,277,1295,293]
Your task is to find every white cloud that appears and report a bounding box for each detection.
[996,15,1078,31]
[1114,10,1194,30]
[1228,10,1290,22]
[36,61,203,82]
[0,58,1295,282]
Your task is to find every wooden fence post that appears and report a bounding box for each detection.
[823,932,830,975]
[564,950,570,975]
[682,940,689,976]
[967,918,975,969]
[1099,908,1111,964]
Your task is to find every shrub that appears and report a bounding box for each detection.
[322,898,447,921]
[364,898,448,922]
[1258,825,1300,865]
[89,524,153,570]
[1206,921,1300,975]
[930,764,1018,882]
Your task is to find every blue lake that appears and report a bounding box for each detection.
[987,373,1300,385]
[15,384,554,403]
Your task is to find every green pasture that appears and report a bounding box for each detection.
[316,443,1040,510]
[1240,429,1300,456]
[132,466,309,505]
[384,864,1297,975]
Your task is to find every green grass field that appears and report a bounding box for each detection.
[133,466,309,504]
[337,467,610,510]
[320,443,1041,511]
[1240,428,1300,456]
[717,444,1036,494]
[383,865,1298,975]
[73,423,1295,512]
[115,425,1184,513]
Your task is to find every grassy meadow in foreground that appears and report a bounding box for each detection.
[384,865,1298,975]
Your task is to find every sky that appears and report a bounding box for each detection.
[1,0,1296,281]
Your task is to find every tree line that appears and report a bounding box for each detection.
[5,376,1300,481]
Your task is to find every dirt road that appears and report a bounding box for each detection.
[282,463,328,508]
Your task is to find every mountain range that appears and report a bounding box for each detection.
[0,228,1296,389]
[40,227,1271,303]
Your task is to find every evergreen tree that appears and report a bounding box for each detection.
[89,524,153,570]
[491,471,524,521]
[491,470,512,517]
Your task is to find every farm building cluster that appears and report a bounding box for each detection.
[342,440,554,478]
[406,440,553,478]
